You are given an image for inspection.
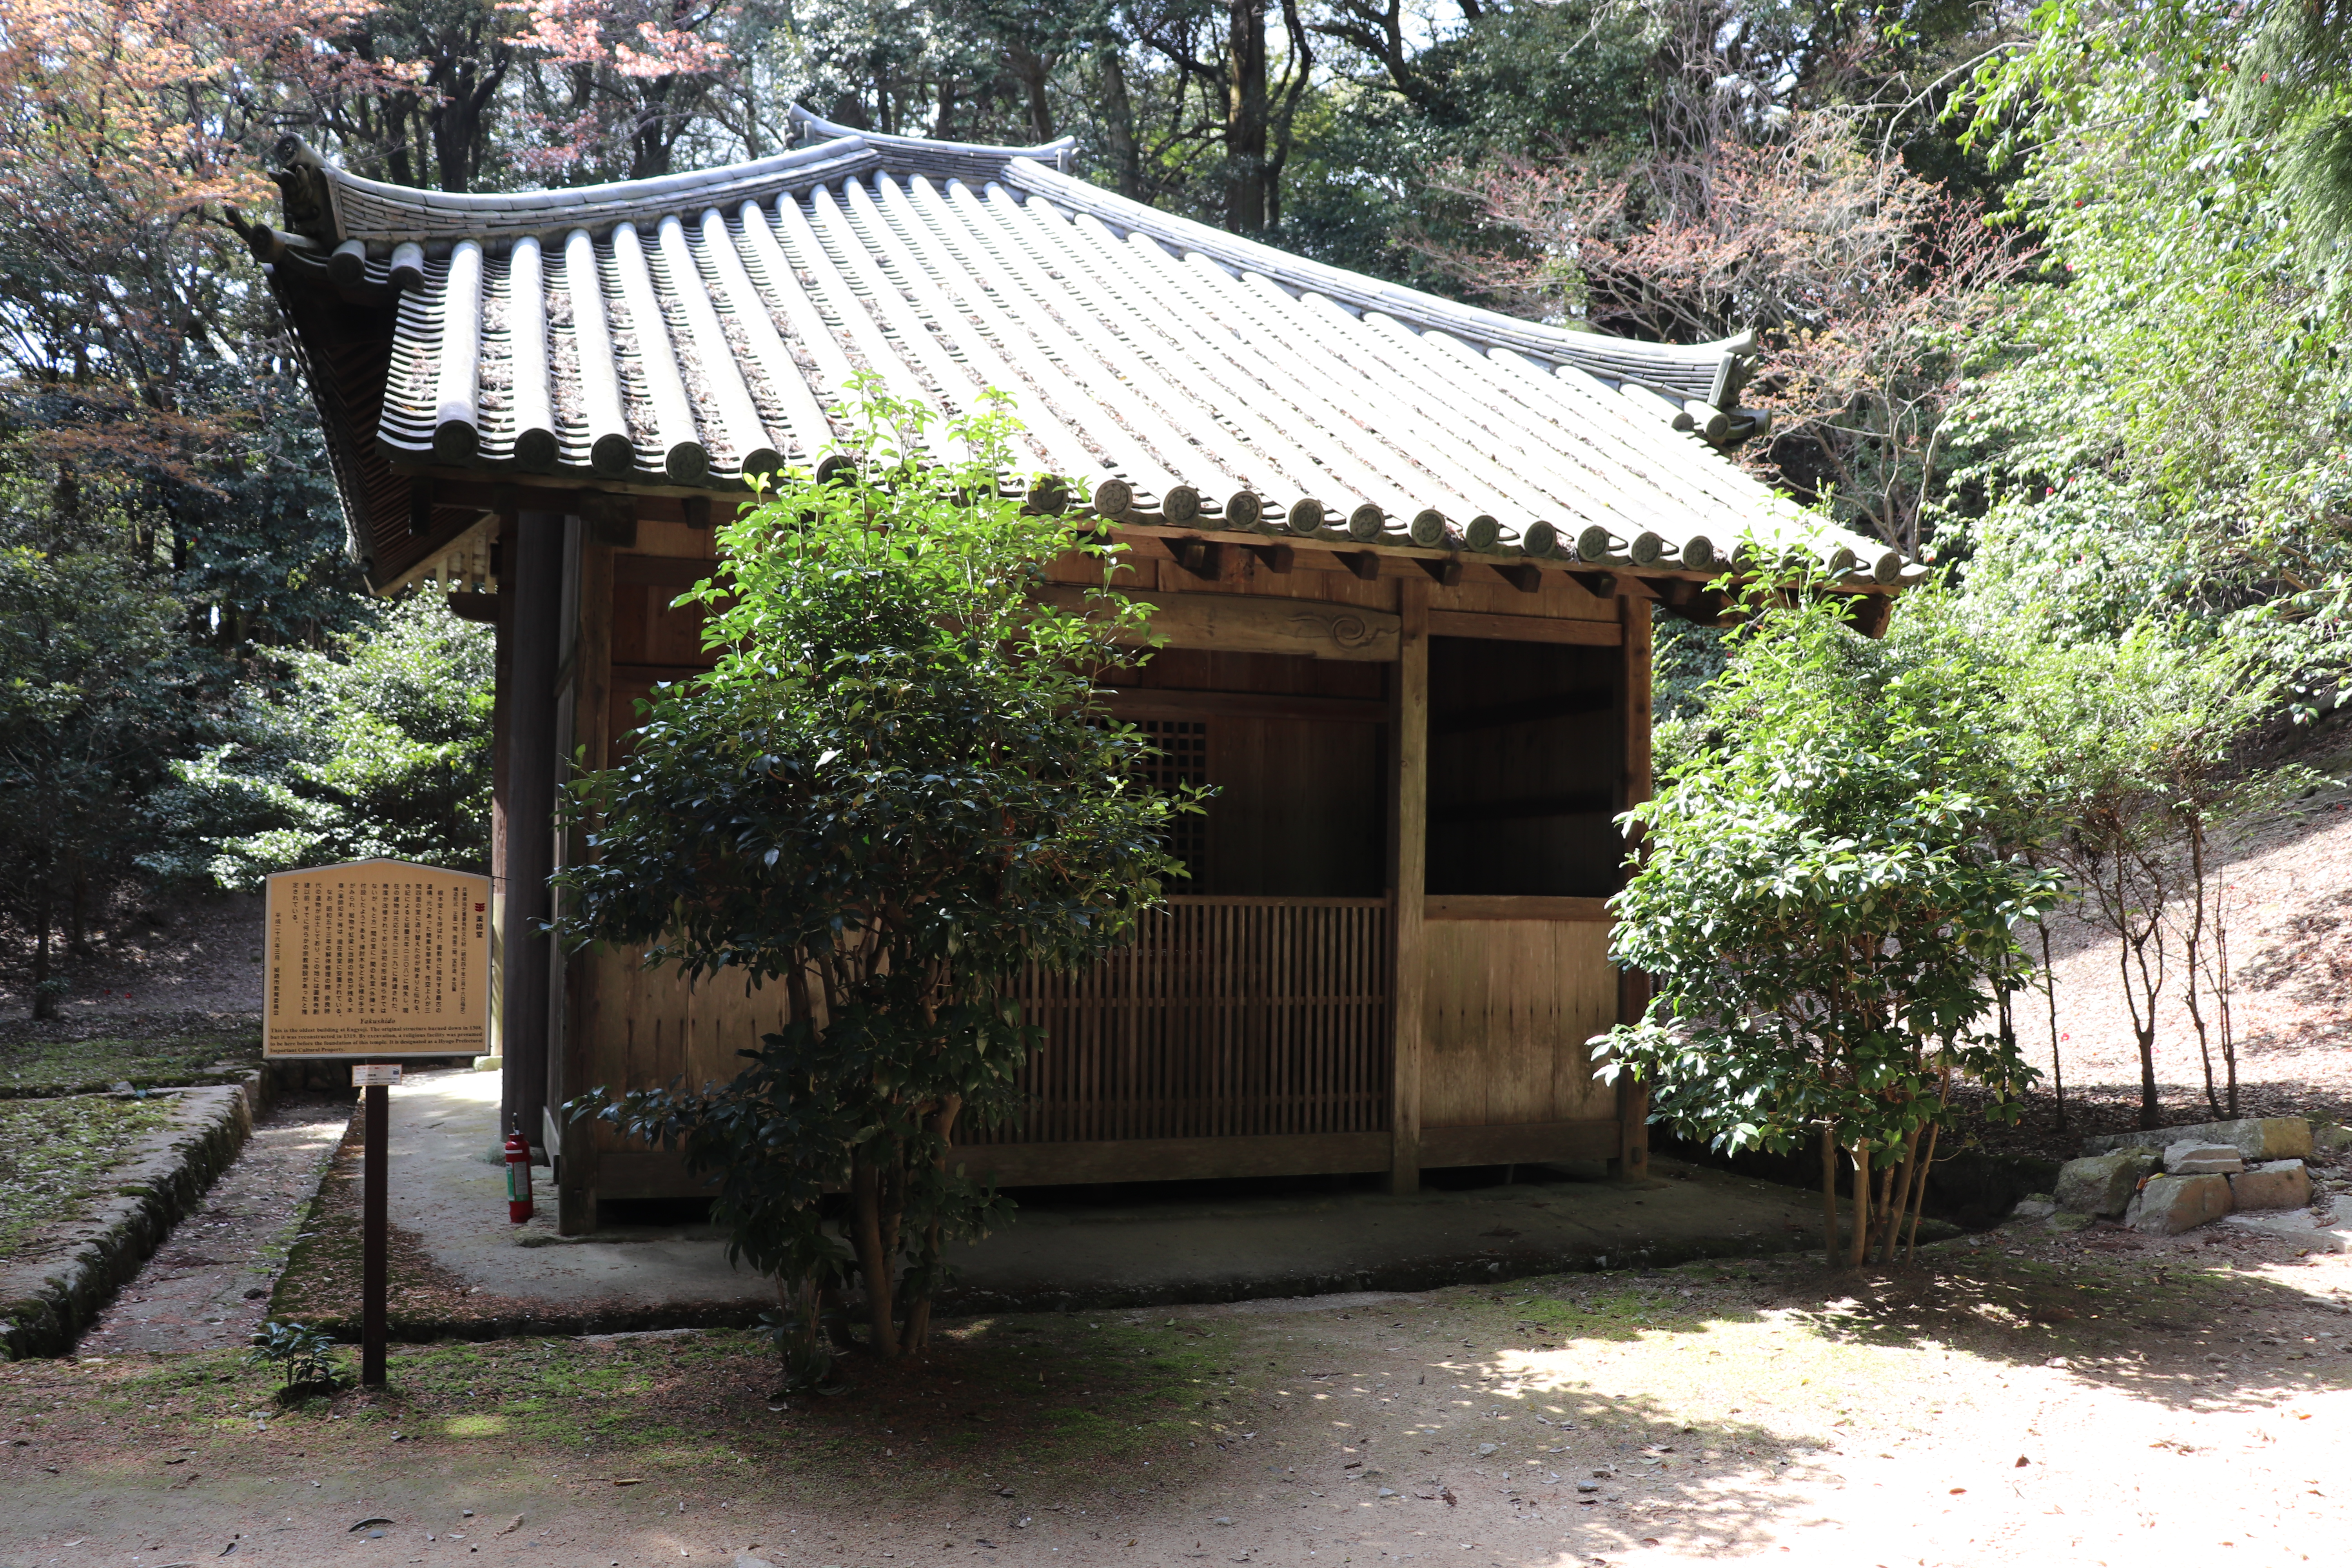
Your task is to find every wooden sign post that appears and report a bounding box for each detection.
[263,860,492,1387]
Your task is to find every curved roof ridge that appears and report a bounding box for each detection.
[995,158,1751,406]
[784,102,1077,167]
[310,137,883,248]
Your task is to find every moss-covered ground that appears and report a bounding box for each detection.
[0,1030,261,1098]
[0,1096,178,1260]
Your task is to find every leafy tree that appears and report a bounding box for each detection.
[143,593,495,888]
[1983,616,2293,1127]
[558,387,1197,1377]
[0,521,208,1018]
[1595,580,2059,1267]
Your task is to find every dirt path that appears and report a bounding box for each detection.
[78,1094,350,1355]
[7,1215,2350,1567]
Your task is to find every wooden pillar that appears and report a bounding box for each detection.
[487,567,510,1067]
[556,534,613,1235]
[1612,593,1653,1180]
[499,511,564,1165]
[1387,577,1430,1194]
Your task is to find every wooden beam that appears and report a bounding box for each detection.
[1388,577,1430,1195]
[1417,554,1465,587]
[446,591,499,624]
[1174,538,1221,581]
[1431,688,1610,737]
[1425,895,1612,922]
[1100,687,1390,724]
[1568,570,1617,599]
[1419,1120,1620,1169]
[1243,543,1294,574]
[1033,586,1400,661]
[1428,609,1622,647]
[1495,563,1544,594]
[498,513,564,1200]
[1847,592,1893,639]
[1340,550,1384,582]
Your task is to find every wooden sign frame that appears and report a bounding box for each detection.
[262,859,492,1060]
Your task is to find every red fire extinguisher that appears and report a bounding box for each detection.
[505,1126,534,1223]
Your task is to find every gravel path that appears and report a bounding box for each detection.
[78,1093,351,1354]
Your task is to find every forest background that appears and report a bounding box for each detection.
[5,0,2351,1131]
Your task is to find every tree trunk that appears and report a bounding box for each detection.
[1846,1143,1871,1269]
[1877,1123,1924,1266]
[2215,887,2239,1118]
[2183,816,2219,1115]
[1904,1122,1941,1262]
[29,886,56,1021]
[1225,0,1268,232]
[851,1156,900,1357]
[1819,1125,1839,1267]
[1095,45,1143,200]
[2038,917,2064,1131]
[898,1094,964,1352]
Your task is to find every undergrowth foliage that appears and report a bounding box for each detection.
[1595,581,2060,1267]
[558,383,1200,1380]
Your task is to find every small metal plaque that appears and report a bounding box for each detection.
[350,1063,405,1087]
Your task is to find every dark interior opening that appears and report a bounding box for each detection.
[1425,635,1623,897]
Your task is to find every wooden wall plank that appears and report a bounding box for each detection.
[1389,578,1430,1193]
[1421,918,1616,1129]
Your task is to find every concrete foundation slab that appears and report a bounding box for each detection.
[368,1069,1884,1332]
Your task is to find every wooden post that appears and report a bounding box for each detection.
[1388,577,1430,1194]
[487,575,510,1067]
[360,1080,388,1386]
[557,534,613,1235]
[499,512,564,1159]
[1612,592,1653,1181]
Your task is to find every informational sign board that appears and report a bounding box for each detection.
[350,1064,404,1087]
[263,860,491,1059]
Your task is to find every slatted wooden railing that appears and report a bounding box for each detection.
[966,896,1394,1145]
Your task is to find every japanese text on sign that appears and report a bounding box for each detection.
[264,860,492,1058]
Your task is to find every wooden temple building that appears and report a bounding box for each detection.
[247,110,1911,1233]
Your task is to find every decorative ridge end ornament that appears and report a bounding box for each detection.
[269,134,340,244]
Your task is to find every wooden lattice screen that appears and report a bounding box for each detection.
[966,895,1394,1146]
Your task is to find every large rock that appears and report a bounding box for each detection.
[2083,1118,2311,1162]
[2124,1173,2235,1235]
[2164,1141,2246,1175]
[2314,1124,2352,1157]
[2230,1160,2313,1212]
[2055,1152,2159,1217]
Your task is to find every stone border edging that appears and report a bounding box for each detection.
[265,1216,1960,1346]
[0,1071,272,1359]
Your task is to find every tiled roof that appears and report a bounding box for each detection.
[250,110,1905,583]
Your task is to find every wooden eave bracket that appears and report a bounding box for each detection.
[1173,538,1222,581]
